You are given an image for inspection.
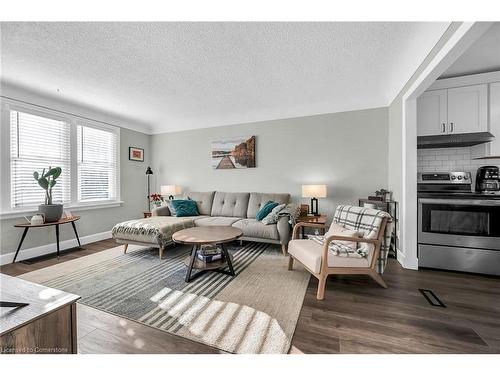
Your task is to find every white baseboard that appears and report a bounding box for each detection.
[397,248,419,270]
[0,231,112,265]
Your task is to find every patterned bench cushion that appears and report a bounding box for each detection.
[112,216,198,247]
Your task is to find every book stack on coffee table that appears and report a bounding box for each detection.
[197,244,223,263]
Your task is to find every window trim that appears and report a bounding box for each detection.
[0,99,121,218]
[76,120,121,204]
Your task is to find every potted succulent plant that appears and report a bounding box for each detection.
[33,166,63,222]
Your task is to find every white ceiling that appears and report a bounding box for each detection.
[441,22,500,79]
[1,22,450,134]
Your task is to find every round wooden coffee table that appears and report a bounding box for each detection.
[172,226,243,282]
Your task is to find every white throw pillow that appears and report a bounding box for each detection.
[261,203,287,225]
[325,222,360,251]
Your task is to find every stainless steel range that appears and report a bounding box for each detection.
[417,171,500,276]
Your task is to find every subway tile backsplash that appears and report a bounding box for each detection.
[417,147,500,188]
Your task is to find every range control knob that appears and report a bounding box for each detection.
[458,175,463,180]
[464,175,469,180]
[451,175,457,180]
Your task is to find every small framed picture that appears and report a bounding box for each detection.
[129,147,144,162]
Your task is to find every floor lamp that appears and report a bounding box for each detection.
[146,167,153,211]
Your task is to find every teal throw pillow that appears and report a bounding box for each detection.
[170,199,199,217]
[256,201,279,221]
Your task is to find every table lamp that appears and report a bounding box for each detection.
[302,184,327,216]
[161,185,182,200]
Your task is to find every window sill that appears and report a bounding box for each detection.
[0,201,124,220]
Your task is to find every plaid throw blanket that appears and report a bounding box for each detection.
[308,205,393,273]
[334,205,393,273]
[308,235,366,257]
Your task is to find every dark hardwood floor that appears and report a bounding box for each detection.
[1,239,499,354]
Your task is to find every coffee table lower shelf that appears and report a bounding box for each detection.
[183,248,235,282]
[183,254,233,271]
[171,226,242,283]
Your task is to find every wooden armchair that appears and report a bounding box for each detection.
[288,217,389,300]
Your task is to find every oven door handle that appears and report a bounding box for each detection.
[419,198,500,206]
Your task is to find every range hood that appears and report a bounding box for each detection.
[417,132,495,149]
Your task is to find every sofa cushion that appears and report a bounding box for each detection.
[152,204,171,216]
[186,191,215,215]
[232,218,280,240]
[194,216,242,227]
[247,193,290,219]
[288,239,371,274]
[210,192,250,218]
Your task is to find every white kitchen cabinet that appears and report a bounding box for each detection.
[471,82,500,159]
[447,84,488,134]
[417,83,488,136]
[417,89,447,136]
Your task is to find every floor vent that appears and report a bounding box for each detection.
[418,288,446,308]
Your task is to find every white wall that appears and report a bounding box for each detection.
[388,23,461,266]
[0,85,151,261]
[151,108,389,220]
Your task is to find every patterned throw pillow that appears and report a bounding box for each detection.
[255,201,279,221]
[261,203,286,225]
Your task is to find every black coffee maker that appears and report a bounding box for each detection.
[475,166,500,193]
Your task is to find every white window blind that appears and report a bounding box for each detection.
[77,124,119,202]
[10,110,71,208]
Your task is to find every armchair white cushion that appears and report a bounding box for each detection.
[288,239,372,274]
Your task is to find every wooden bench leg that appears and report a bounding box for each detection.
[317,275,327,300]
[370,271,388,288]
[288,256,294,270]
[281,244,287,255]
[123,244,128,254]
[159,246,164,260]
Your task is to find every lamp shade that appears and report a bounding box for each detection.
[161,185,182,197]
[302,184,327,198]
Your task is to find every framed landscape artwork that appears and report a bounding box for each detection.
[129,147,144,162]
[211,136,256,169]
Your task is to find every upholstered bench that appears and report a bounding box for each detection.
[111,216,199,258]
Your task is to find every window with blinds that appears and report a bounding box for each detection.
[6,104,121,211]
[10,110,71,208]
[77,124,119,202]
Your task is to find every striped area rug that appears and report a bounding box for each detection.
[21,242,310,354]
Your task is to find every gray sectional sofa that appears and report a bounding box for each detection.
[112,191,291,258]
